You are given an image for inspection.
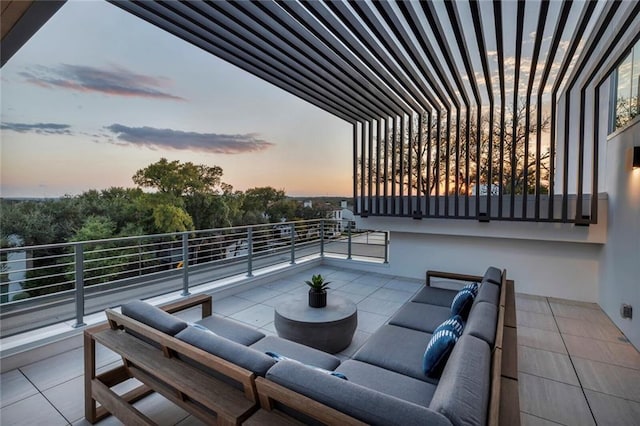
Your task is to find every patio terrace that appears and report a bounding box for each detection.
[1,261,639,425]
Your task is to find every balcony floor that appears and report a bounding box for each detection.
[1,265,639,425]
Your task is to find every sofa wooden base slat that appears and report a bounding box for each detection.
[84,295,259,426]
[91,327,256,425]
[255,376,367,426]
[499,377,521,426]
[242,408,304,425]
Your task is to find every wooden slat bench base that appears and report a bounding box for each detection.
[84,295,258,426]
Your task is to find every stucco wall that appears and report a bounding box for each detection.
[599,119,640,349]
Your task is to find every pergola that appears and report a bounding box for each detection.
[3,0,639,223]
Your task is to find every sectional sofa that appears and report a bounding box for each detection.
[84,267,518,425]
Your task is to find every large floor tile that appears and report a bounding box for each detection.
[0,370,39,409]
[328,270,362,281]
[351,273,392,287]
[556,316,627,343]
[331,289,368,304]
[546,297,600,310]
[515,294,552,315]
[43,375,84,423]
[20,347,84,391]
[518,345,579,386]
[517,326,567,354]
[357,296,404,316]
[355,310,390,334]
[585,389,640,426]
[517,311,558,332]
[548,302,613,325]
[339,281,380,297]
[229,304,275,328]
[382,278,422,294]
[572,358,640,402]
[0,393,69,426]
[368,287,415,303]
[518,372,595,426]
[234,286,284,303]
[212,296,256,316]
[563,334,640,370]
[520,412,563,425]
[130,392,191,425]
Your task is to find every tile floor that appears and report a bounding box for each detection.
[1,266,639,425]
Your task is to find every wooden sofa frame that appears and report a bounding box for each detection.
[256,269,520,426]
[84,294,260,426]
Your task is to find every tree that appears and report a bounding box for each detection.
[364,98,551,199]
[132,158,224,197]
[242,187,287,220]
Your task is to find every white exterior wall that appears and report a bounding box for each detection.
[599,118,640,349]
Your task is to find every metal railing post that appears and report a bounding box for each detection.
[181,233,190,296]
[384,231,389,264]
[320,220,325,257]
[73,243,86,328]
[247,227,253,277]
[290,223,296,264]
[347,221,352,260]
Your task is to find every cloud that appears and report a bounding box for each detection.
[1,122,72,135]
[104,124,275,154]
[19,64,184,100]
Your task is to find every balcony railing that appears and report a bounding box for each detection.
[0,219,388,338]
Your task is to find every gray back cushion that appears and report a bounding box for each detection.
[250,335,340,371]
[429,335,491,426]
[267,360,452,426]
[463,301,498,347]
[121,300,187,336]
[194,315,265,346]
[475,281,500,306]
[176,326,276,377]
[483,267,502,286]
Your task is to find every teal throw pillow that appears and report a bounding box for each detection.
[451,288,475,319]
[422,316,464,377]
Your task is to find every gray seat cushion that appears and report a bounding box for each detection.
[175,326,276,376]
[353,325,436,383]
[483,267,502,286]
[429,335,491,426]
[389,302,452,334]
[474,281,500,306]
[121,300,187,336]
[336,360,437,407]
[411,286,458,307]
[195,315,265,345]
[463,301,498,347]
[266,360,452,426]
[250,335,341,371]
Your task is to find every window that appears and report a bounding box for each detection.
[610,40,640,133]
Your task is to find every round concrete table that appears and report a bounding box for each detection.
[274,295,358,353]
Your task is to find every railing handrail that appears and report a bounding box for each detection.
[0,218,388,338]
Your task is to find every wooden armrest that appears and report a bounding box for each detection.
[160,294,212,318]
[426,270,484,287]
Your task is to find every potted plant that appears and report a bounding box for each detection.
[305,274,331,308]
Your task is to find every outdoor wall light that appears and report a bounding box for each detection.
[634,146,640,169]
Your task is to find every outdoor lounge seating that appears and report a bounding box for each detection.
[256,267,519,425]
[84,266,518,425]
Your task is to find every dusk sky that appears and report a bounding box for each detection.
[0,0,352,198]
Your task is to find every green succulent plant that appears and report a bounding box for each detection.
[305,274,331,292]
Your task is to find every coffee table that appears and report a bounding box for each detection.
[274,295,357,353]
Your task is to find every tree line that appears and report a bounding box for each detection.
[1,158,333,247]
